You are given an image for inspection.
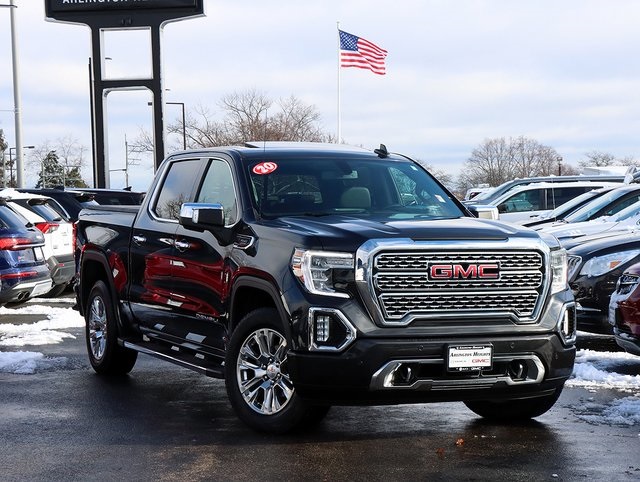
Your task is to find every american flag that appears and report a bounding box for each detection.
[339,30,388,75]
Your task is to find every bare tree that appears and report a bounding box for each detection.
[458,136,561,191]
[131,89,333,154]
[579,150,638,168]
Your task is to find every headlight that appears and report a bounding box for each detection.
[550,248,568,294]
[291,249,354,298]
[579,250,640,278]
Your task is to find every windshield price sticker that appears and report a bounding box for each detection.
[252,162,278,175]
[447,345,493,372]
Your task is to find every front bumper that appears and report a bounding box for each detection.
[289,333,575,404]
[613,330,640,356]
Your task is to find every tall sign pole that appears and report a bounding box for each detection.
[7,0,26,187]
[44,0,204,188]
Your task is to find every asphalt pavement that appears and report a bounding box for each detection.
[0,297,638,482]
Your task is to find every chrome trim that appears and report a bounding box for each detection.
[558,301,577,345]
[370,354,546,390]
[308,307,357,352]
[233,235,256,251]
[356,238,553,327]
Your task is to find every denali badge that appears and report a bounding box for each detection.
[429,263,500,280]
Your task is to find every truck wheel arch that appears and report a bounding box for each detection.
[229,277,292,342]
[78,251,120,320]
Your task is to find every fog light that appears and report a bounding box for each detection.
[308,308,357,352]
[316,315,331,342]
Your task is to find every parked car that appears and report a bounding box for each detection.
[489,181,616,223]
[542,198,640,245]
[465,174,628,206]
[0,189,75,297]
[608,263,640,355]
[18,189,97,221]
[0,199,52,306]
[519,186,617,228]
[567,231,640,334]
[533,184,640,231]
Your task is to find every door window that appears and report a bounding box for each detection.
[153,159,202,221]
[196,159,238,225]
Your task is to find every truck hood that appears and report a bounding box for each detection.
[267,215,541,251]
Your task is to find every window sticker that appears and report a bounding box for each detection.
[435,195,445,203]
[252,162,278,175]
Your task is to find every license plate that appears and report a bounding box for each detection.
[447,345,493,372]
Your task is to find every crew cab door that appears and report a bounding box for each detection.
[128,158,205,332]
[166,157,240,354]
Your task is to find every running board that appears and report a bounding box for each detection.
[121,339,225,378]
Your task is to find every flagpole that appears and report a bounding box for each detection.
[337,21,341,144]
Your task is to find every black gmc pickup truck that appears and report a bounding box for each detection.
[76,142,576,433]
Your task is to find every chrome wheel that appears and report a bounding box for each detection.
[236,327,294,415]
[88,295,107,361]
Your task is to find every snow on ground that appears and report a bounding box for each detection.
[0,301,84,374]
[0,299,639,424]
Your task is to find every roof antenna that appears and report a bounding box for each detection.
[374,144,389,158]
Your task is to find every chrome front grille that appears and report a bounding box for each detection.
[371,250,546,323]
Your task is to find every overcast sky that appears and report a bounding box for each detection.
[2,1,640,190]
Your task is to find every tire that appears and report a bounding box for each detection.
[464,388,563,421]
[225,307,330,433]
[85,280,137,375]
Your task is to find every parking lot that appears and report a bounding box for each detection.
[0,296,639,481]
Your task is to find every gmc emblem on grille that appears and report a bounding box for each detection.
[428,263,500,280]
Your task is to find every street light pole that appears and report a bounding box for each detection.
[557,156,563,176]
[1,0,26,187]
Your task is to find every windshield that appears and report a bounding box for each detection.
[247,157,464,220]
[564,189,635,223]
[610,200,640,222]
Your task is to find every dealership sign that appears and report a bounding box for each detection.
[45,0,204,25]
[48,0,197,13]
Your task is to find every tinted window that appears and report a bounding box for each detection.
[196,159,238,225]
[545,186,591,209]
[0,204,29,229]
[12,199,63,221]
[153,159,202,220]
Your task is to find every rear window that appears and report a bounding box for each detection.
[0,204,29,229]
[12,199,64,222]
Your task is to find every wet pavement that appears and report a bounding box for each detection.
[0,298,639,481]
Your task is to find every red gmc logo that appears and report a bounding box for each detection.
[429,263,500,280]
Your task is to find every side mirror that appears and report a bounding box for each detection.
[179,203,225,230]
[467,204,499,220]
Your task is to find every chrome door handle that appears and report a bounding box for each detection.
[175,240,191,252]
[132,235,146,245]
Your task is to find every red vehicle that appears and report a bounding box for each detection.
[608,263,640,355]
